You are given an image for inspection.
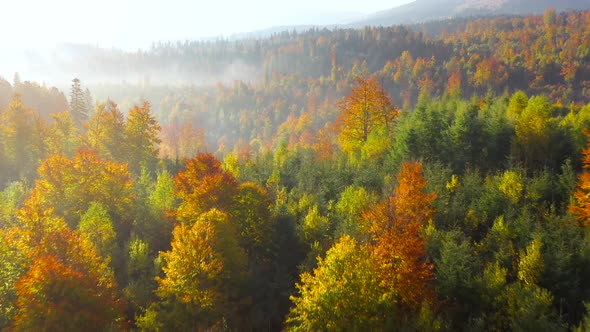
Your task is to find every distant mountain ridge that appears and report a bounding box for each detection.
[350,0,590,26]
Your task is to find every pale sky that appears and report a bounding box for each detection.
[1,0,415,50]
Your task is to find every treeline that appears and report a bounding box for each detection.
[48,9,590,157]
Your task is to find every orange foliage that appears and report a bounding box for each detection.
[364,162,436,309]
[29,149,134,228]
[13,225,123,331]
[312,126,336,161]
[334,76,399,152]
[174,153,238,223]
[570,131,590,226]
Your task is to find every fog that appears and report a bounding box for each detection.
[0,45,265,94]
[0,0,416,87]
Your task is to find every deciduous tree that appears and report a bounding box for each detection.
[570,131,590,226]
[148,209,247,329]
[174,153,238,223]
[334,76,398,154]
[364,161,436,309]
[287,235,388,331]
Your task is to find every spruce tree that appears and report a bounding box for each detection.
[69,78,87,126]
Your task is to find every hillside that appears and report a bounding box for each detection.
[352,0,590,26]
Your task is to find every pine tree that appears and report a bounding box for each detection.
[69,78,88,127]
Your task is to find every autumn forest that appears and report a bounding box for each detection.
[4,7,590,331]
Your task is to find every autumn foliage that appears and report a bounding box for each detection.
[365,161,436,309]
[6,9,590,330]
[174,153,238,223]
[334,76,399,153]
[570,131,590,226]
[12,221,123,331]
[29,149,134,230]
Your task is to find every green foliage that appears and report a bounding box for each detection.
[334,185,376,239]
[508,91,529,120]
[124,238,157,312]
[0,229,28,329]
[435,231,480,301]
[0,181,29,228]
[518,237,544,287]
[505,284,564,332]
[78,202,116,263]
[299,205,331,246]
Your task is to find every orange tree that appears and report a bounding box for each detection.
[364,161,437,310]
[334,76,399,154]
[570,131,590,226]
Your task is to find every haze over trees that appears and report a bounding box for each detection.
[4,7,590,331]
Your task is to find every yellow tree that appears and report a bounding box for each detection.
[84,100,127,163]
[145,209,247,330]
[513,96,553,169]
[287,236,388,331]
[125,101,161,175]
[334,76,399,154]
[46,111,79,157]
[0,93,48,179]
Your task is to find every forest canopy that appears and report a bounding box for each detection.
[3,8,590,331]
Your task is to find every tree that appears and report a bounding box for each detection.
[0,228,28,328]
[499,170,524,204]
[84,88,93,114]
[335,185,377,239]
[29,150,135,235]
[85,100,127,162]
[13,226,123,331]
[508,91,529,120]
[69,78,88,127]
[364,161,436,310]
[78,202,117,263]
[125,101,161,175]
[0,93,47,180]
[513,96,553,169]
[570,131,590,226]
[47,111,79,157]
[123,238,157,314]
[139,169,177,252]
[12,72,21,87]
[146,209,247,330]
[231,182,276,261]
[174,153,238,223]
[334,76,399,154]
[287,236,389,331]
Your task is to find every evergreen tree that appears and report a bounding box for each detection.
[69,78,88,127]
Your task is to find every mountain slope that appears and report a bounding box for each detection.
[351,0,590,26]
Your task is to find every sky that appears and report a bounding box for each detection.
[0,0,415,50]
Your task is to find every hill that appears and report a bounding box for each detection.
[351,0,590,26]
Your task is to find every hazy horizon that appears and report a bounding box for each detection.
[0,0,415,86]
[1,0,415,51]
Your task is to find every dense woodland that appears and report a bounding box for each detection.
[4,8,590,331]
